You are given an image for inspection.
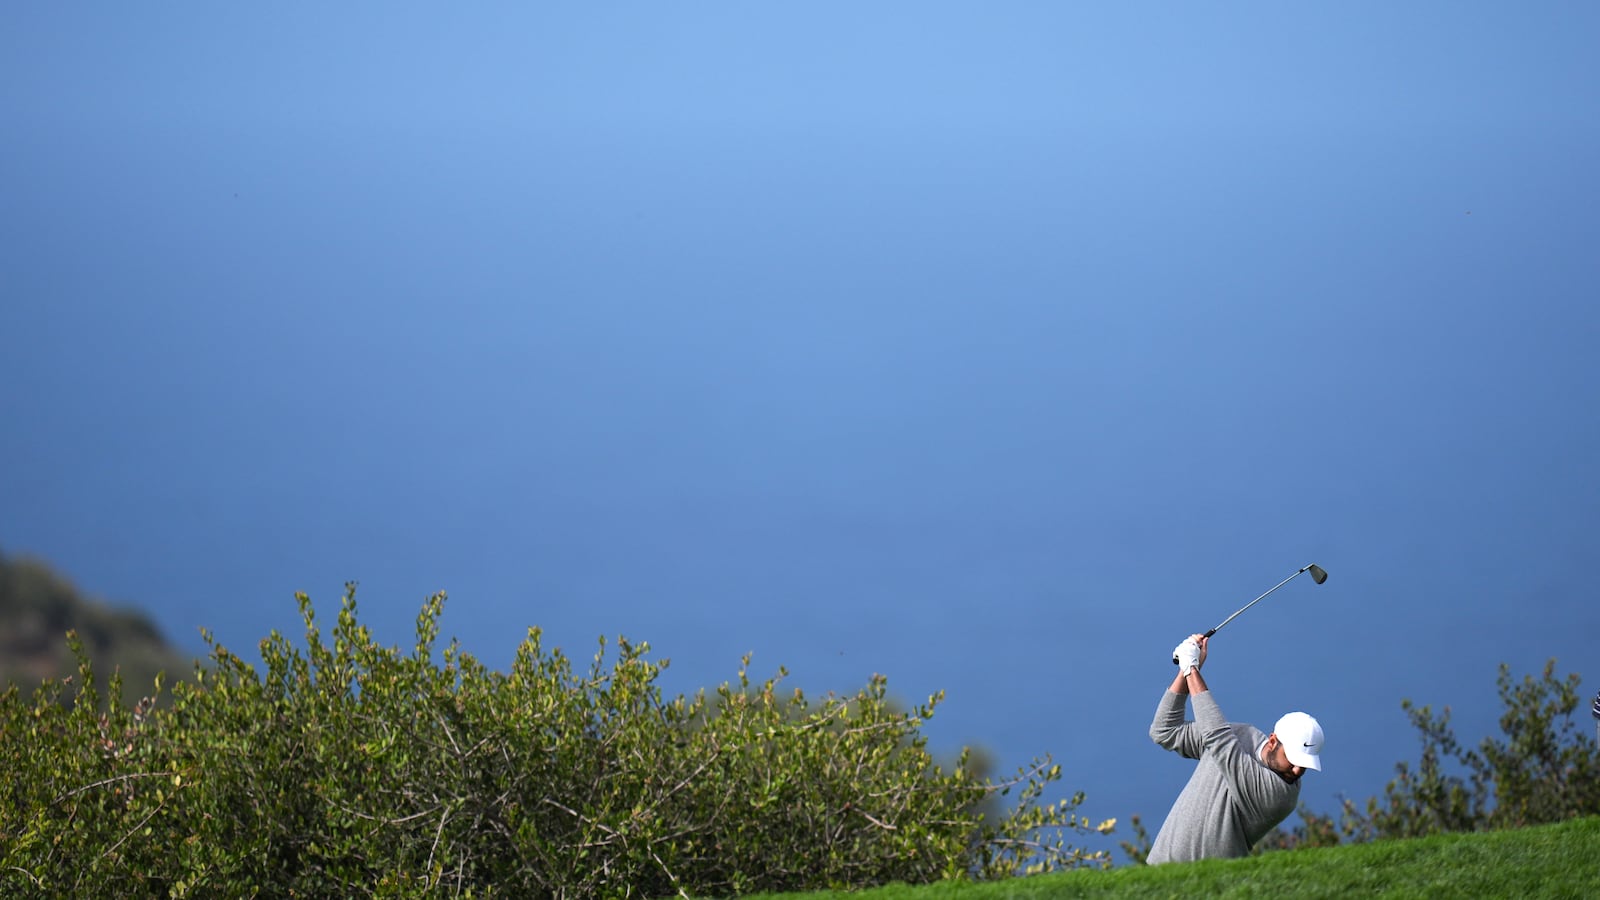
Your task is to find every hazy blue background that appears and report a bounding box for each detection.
[5,3,1597,860]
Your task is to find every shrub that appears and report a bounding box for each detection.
[0,586,1113,897]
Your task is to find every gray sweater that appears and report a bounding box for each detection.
[1146,689,1299,864]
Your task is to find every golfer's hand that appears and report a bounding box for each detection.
[1172,637,1201,675]
[1193,633,1208,669]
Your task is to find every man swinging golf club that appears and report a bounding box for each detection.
[1591,689,1599,744]
[1146,633,1325,864]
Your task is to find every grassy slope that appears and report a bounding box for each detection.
[745,816,1600,899]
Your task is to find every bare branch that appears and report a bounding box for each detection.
[856,808,897,831]
[426,805,451,879]
[333,802,440,826]
[93,799,166,873]
[53,771,171,804]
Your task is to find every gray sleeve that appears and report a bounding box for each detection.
[1192,693,1299,831]
[1147,693,1255,865]
[1150,690,1205,758]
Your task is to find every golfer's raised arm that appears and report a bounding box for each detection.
[1171,634,1209,692]
[1151,635,1209,756]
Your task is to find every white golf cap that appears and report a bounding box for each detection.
[1274,711,1324,772]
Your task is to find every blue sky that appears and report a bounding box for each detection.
[4,3,1598,860]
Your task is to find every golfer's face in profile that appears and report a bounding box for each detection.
[1264,736,1305,781]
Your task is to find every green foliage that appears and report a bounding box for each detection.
[0,585,1112,897]
[1260,659,1600,852]
[1115,813,1151,865]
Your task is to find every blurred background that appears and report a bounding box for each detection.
[4,3,1598,860]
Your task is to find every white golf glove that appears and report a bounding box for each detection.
[1172,637,1201,675]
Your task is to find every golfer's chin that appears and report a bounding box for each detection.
[1261,743,1304,783]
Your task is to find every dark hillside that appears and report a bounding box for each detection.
[0,548,195,703]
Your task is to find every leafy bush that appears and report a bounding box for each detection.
[0,586,1113,897]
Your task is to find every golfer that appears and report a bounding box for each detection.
[1146,633,1324,864]
[1591,689,1599,744]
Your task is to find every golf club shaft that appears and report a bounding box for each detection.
[1172,564,1326,665]
[1205,566,1314,637]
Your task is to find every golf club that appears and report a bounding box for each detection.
[1173,564,1328,664]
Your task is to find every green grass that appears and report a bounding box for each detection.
[742,816,1600,899]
